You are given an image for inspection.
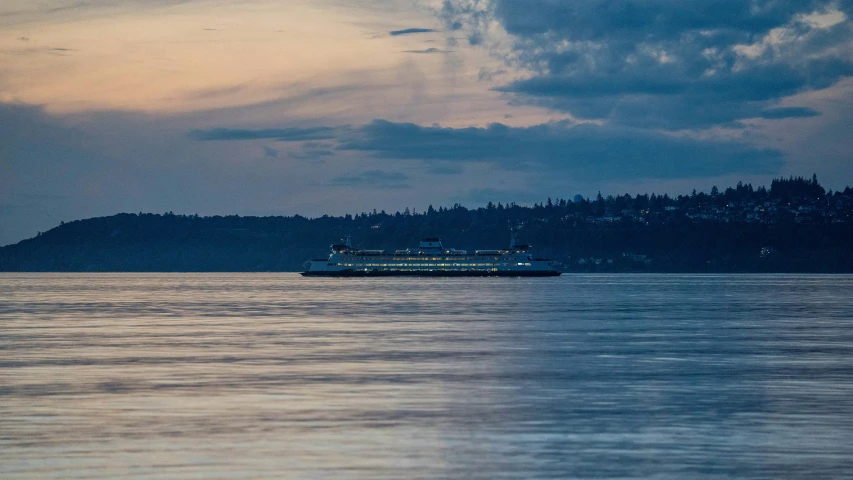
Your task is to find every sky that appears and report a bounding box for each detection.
[1,0,852,245]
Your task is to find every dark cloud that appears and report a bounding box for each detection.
[287,148,334,163]
[189,126,337,141]
[302,141,334,150]
[6,45,77,56]
[501,57,851,129]
[340,120,783,180]
[403,48,449,54]
[426,164,465,175]
[288,142,335,162]
[439,0,853,129]
[330,170,410,189]
[390,28,436,36]
[262,145,278,158]
[188,117,784,180]
[490,1,831,40]
[47,47,75,56]
[288,149,333,158]
[758,107,822,119]
[478,67,506,81]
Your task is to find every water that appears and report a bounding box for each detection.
[2,274,853,479]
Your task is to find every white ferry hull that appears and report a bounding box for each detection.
[301,234,561,277]
[301,269,560,277]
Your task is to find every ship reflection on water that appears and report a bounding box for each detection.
[2,273,853,479]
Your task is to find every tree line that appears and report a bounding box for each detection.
[2,176,852,272]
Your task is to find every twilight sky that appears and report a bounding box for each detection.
[2,0,852,245]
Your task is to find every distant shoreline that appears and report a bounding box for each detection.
[3,177,852,273]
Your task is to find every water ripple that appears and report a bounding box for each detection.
[2,273,853,479]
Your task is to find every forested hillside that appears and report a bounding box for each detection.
[3,177,852,272]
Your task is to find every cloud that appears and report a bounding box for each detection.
[426,163,465,175]
[500,57,852,129]
[4,45,78,57]
[758,106,822,119]
[287,144,334,163]
[188,117,785,181]
[185,84,248,100]
[189,126,337,141]
[262,145,278,158]
[389,28,436,36]
[402,48,449,54]
[330,169,410,188]
[438,0,853,129]
[1,0,204,27]
[340,120,783,180]
[477,67,506,81]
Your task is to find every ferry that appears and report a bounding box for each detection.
[301,232,561,277]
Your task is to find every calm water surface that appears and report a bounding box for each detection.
[2,274,853,479]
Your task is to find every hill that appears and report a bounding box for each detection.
[2,177,853,272]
